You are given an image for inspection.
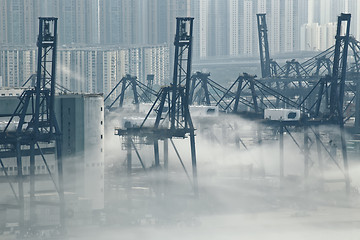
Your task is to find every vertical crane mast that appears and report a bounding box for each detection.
[30,17,65,234]
[0,17,64,236]
[257,14,271,78]
[167,17,197,193]
[171,17,194,130]
[330,13,351,123]
[35,17,58,136]
[114,17,198,196]
[328,13,351,194]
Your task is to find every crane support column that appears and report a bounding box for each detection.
[257,14,271,78]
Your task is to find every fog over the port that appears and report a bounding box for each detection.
[81,111,360,240]
[1,1,360,239]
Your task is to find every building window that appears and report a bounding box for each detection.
[101,135,103,139]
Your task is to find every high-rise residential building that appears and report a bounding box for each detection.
[56,45,169,96]
[213,0,229,56]
[56,0,99,44]
[100,0,140,45]
[300,22,337,51]
[241,0,256,56]
[5,0,360,66]
[57,47,118,98]
[196,0,229,58]
[257,0,267,13]
[99,0,187,47]
[193,0,208,59]
[0,0,100,46]
[229,0,292,57]
[57,50,72,90]
[121,45,170,85]
[349,0,360,41]
[281,0,299,52]
[229,0,240,56]
[319,0,331,24]
[0,0,39,45]
[0,0,8,45]
[263,0,300,54]
[8,0,27,44]
[297,0,308,30]
[143,46,170,85]
[195,0,305,58]
[300,0,360,52]
[356,1,360,41]
[0,0,192,47]
[0,47,36,87]
[269,0,281,54]
[0,44,169,97]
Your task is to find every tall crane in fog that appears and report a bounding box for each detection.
[0,18,65,237]
[114,17,198,196]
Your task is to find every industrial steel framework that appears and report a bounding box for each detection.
[216,73,260,114]
[0,18,65,236]
[188,71,238,108]
[329,13,351,192]
[187,71,309,115]
[104,74,157,110]
[193,13,353,193]
[189,72,211,105]
[115,17,198,195]
[254,13,358,125]
[260,14,352,193]
[141,74,155,101]
[254,14,358,121]
[146,74,155,90]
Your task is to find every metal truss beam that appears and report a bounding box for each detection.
[105,74,157,110]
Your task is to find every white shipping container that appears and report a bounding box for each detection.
[264,109,300,121]
[190,106,219,118]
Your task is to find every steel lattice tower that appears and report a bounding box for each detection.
[0,17,65,237]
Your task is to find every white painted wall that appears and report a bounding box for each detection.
[83,95,105,210]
